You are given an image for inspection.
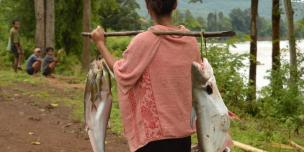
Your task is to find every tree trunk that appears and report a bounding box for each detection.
[34,0,45,49]
[271,0,282,92]
[82,0,91,71]
[284,0,298,90]
[46,0,55,48]
[248,0,258,101]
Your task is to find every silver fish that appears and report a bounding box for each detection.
[84,59,113,152]
[191,59,231,152]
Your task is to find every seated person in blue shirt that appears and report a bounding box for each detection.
[26,48,42,75]
[42,47,58,77]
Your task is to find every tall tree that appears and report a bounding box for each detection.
[248,0,258,101]
[34,0,45,48]
[229,8,250,33]
[46,0,55,48]
[284,0,298,88]
[95,0,141,31]
[55,0,83,55]
[271,0,282,91]
[82,0,91,71]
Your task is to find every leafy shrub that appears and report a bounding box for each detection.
[205,42,249,114]
[106,37,131,57]
[258,48,304,133]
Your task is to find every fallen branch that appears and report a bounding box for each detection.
[290,140,304,152]
[233,140,267,152]
[81,30,235,38]
[271,143,294,150]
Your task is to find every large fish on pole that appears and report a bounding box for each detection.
[84,59,112,152]
[191,59,232,152]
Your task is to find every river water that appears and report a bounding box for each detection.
[228,40,304,91]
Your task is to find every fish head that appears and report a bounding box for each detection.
[191,62,210,88]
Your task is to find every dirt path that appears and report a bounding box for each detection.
[0,79,129,152]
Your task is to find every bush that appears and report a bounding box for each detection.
[205,41,250,114]
[55,50,82,76]
[257,49,304,133]
[106,36,131,58]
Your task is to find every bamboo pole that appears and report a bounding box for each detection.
[233,141,267,152]
[81,30,235,38]
[290,140,304,152]
[271,143,294,150]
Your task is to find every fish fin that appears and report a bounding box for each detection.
[190,107,197,129]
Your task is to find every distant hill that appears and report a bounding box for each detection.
[136,0,304,20]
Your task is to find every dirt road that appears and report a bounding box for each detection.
[0,80,129,152]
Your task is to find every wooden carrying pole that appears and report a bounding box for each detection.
[290,140,304,152]
[81,30,235,38]
[233,141,268,152]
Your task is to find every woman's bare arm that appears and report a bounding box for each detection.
[96,41,117,71]
[91,26,117,71]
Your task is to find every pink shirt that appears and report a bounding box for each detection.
[113,25,201,152]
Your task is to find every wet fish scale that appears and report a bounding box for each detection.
[84,59,113,152]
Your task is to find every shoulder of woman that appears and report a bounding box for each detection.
[131,31,159,44]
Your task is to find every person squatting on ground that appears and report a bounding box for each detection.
[26,48,42,75]
[42,47,58,77]
[9,19,24,72]
[90,0,202,151]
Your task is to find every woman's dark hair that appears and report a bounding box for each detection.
[11,19,20,25]
[145,0,177,17]
[45,47,54,53]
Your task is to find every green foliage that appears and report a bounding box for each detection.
[0,0,35,39]
[172,9,204,30]
[93,0,141,31]
[258,49,304,133]
[295,18,304,38]
[106,37,131,57]
[206,12,232,32]
[205,42,249,113]
[56,51,82,76]
[0,0,35,66]
[229,8,250,34]
[55,0,83,55]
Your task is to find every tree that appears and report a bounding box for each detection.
[82,0,91,71]
[207,12,217,31]
[95,0,141,31]
[46,0,55,48]
[34,0,45,48]
[184,10,201,30]
[34,0,55,49]
[55,0,83,55]
[196,16,206,29]
[248,0,258,101]
[173,9,185,26]
[229,8,250,33]
[271,0,282,92]
[217,12,232,31]
[284,0,298,89]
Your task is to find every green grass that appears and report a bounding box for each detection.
[0,69,41,86]
[110,81,124,135]
[230,117,304,152]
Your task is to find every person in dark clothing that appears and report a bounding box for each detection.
[9,19,24,72]
[26,48,42,75]
[42,47,58,77]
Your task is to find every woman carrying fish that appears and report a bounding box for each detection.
[91,0,201,151]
